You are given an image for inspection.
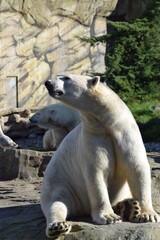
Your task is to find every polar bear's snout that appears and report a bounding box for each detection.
[45,80,53,92]
[45,80,56,97]
[45,79,52,86]
[29,114,38,124]
[45,79,64,97]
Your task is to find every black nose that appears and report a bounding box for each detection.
[29,117,37,123]
[45,80,52,87]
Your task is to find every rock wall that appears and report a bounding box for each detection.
[0,0,118,110]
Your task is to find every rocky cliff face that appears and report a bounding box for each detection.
[0,0,118,109]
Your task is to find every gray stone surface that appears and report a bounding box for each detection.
[0,150,160,239]
[0,149,53,180]
[1,205,160,240]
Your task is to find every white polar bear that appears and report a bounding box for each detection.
[41,74,160,238]
[43,128,68,150]
[29,103,80,149]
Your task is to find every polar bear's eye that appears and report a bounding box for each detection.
[60,76,70,81]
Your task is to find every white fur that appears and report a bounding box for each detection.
[43,128,68,150]
[0,125,18,151]
[30,103,80,149]
[41,74,160,237]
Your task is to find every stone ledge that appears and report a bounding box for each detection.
[0,203,160,240]
[0,149,53,180]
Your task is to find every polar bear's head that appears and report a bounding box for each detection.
[45,74,100,111]
[29,105,58,129]
[29,103,80,130]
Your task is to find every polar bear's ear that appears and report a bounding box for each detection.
[89,76,100,89]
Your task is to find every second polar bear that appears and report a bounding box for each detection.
[42,128,68,150]
[30,103,80,149]
[41,74,160,238]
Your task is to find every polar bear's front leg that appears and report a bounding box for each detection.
[84,170,122,224]
[126,160,160,223]
[42,201,71,238]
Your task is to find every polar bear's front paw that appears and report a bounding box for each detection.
[135,210,160,223]
[93,211,122,225]
[113,199,160,223]
[113,198,141,222]
[46,221,71,239]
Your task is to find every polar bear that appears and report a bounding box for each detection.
[29,103,80,149]
[43,128,68,150]
[41,74,160,238]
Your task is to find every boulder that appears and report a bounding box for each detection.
[0,149,53,180]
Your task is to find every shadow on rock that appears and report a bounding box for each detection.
[0,204,47,240]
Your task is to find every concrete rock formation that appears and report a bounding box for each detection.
[0,0,118,27]
[0,0,118,109]
[0,149,53,180]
